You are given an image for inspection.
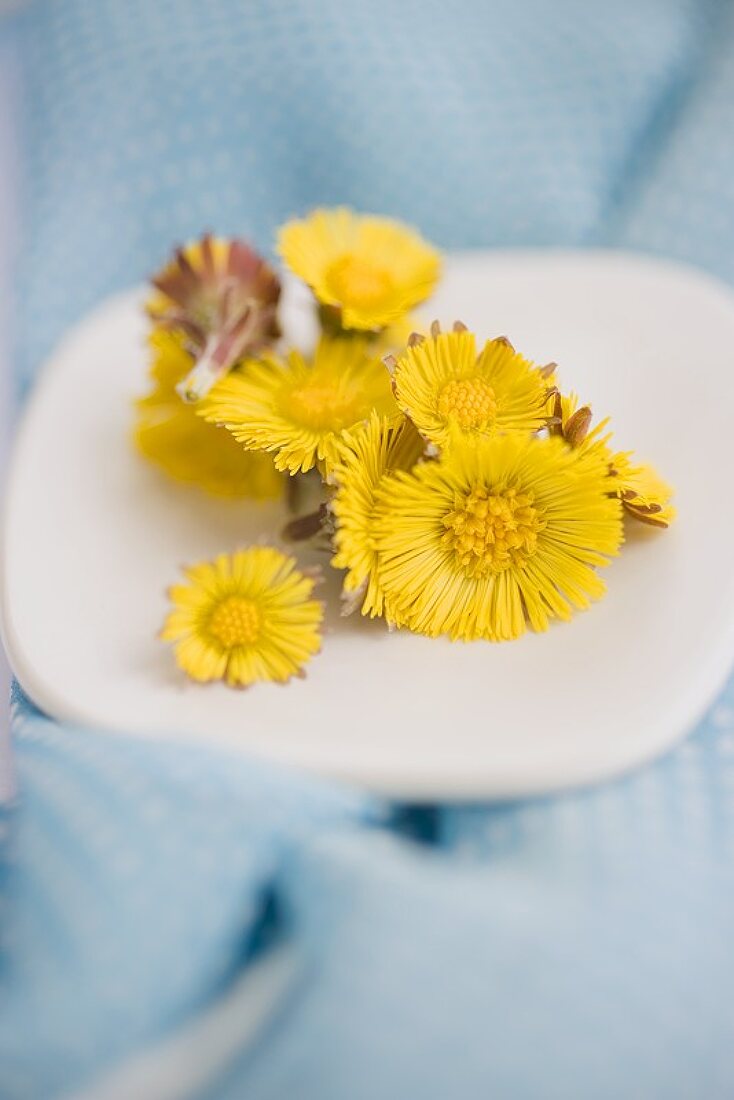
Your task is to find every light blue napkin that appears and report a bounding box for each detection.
[3,1,734,1097]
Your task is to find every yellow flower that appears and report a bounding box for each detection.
[551,393,676,528]
[199,335,398,476]
[161,546,323,687]
[277,208,440,331]
[134,329,283,499]
[331,412,425,616]
[611,457,676,528]
[148,233,280,400]
[390,324,553,448]
[373,432,623,641]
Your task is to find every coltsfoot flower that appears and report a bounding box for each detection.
[373,432,623,641]
[199,335,398,476]
[611,457,676,528]
[277,208,440,331]
[389,323,554,448]
[134,329,282,499]
[161,547,323,687]
[551,393,676,527]
[149,234,281,401]
[331,412,425,616]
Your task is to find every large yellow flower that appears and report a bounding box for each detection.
[161,547,323,687]
[199,335,398,476]
[277,208,440,331]
[134,329,282,499]
[373,432,623,641]
[390,325,553,447]
[331,412,425,616]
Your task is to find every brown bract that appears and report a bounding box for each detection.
[150,234,281,401]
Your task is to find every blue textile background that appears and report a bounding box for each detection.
[2,1,734,1097]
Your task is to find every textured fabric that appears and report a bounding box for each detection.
[11,0,721,390]
[3,1,734,1097]
[0,688,379,1098]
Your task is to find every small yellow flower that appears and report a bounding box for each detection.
[551,393,676,528]
[373,432,623,641]
[331,412,425,616]
[134,329,282,499]
[277,208,440,331]
[161,546,323,687]
[390,324,553,448]
[199,335,398,476]
[611,457,676,528]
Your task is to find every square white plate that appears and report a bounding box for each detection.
[3,250,734,800]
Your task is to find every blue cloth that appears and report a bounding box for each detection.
[3,1,734,1096]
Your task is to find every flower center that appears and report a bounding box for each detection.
[437,377,498,429]
[442,486,544,577]
[286,381,360,430]
[208,596,261,648]
[325,256,392,308]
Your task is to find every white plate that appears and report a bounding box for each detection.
[3,250,734,800]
